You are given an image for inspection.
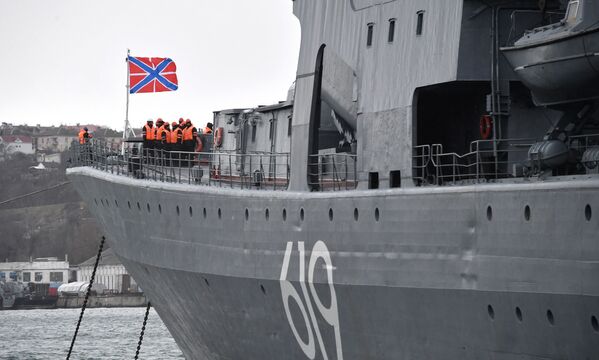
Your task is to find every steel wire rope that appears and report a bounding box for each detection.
[65,235,105,360]
[0,181,71,207]
[134,301,152,360]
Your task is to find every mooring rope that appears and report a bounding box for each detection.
[66,236,105,360]
[134,301,152,360]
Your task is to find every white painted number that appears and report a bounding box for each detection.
[280,241,343,360]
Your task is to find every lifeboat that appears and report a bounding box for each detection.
[501,0,599,106]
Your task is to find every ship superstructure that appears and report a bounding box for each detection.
[67,0,599,359]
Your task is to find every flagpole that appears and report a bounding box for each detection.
[122,49,131,155]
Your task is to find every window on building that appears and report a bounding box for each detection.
[416,11,425,36]
[50,272,63,282]
[0,272,5,281]
[388,18,396,42]
[287,115,292,137]
[34,272,43,282]
[367,23,374,47]
[23,272,31,282]
[269,120,274,140]
[251,123,257,142]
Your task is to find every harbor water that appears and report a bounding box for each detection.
[0,307,184,359]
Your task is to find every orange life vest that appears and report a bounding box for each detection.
[170,128,182,144]
[78,129,91,144]
[156,125,168,142]
[182,126,193,141]
[203,127,213,135]
[143,124,155,140]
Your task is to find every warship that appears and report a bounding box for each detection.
[67,0,599,358]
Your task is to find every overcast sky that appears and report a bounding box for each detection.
[0,0,300,131]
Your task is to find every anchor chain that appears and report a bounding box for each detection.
[134,301,152,359]
[66,236,105,359]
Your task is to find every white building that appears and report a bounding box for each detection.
[77,248,139,293]
[0,135,34,155]
[0,257,69,284]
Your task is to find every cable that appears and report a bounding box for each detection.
[0,181,71,206]
[134,301,152,360]
[66,236,105,360]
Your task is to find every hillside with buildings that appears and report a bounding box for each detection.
[0,123,124,264]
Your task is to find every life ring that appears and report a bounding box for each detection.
[479,115,493,140]
[195,135,203,152]
[215,127,224,147]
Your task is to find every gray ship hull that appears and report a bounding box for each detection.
[67,167,599,359]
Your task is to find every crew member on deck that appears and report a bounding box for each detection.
[183,119,198,153]
[78,127,92,144]
[154,118,166,153]
[170,121,183,166]
[203,122,213,135]
[142,119,155,153]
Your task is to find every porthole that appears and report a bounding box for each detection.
[137,202,141,211]
[300,208,304,222]
[486,205,493,221]
[176,206,180,216]
[218,208,222,219]
[128,201,131,209]
[114,200,118,207]
[591,315,598,332]
[245,208,249,221]
[487,305,495,320]
[354,208,359,221]
[375,208,380,222]
[203,207,207,219]
[524,205,531,221]
[189,206,193,217]
[585,204,592,221]
[158,204,162,214]
[329,208,334,221]
[515,307,523,322]
[147,203,151,213]
[546,309,555,325]
[265,208,270,221]
[282,208,287,221]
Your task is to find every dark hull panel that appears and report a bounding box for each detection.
[67,168,599,359]
[502,29,599,106]
[125,260,599,360]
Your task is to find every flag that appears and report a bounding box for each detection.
[128,56,178,94]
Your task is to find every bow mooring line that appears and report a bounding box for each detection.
[66,235,105,359]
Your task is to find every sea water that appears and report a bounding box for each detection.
[0,307,184,359]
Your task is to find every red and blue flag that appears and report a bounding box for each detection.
[128,56,178,94]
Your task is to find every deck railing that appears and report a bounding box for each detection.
[308,153,358,191]
[68,139,290,190]
[413,134,599,185]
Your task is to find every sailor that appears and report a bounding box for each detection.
[170,121,183,167]
[182,119,198,153]
[154,119,166,163]
[78,127,92,164]
[142,119,155,153]
[203,122,213,135]
[78,127,92,144]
